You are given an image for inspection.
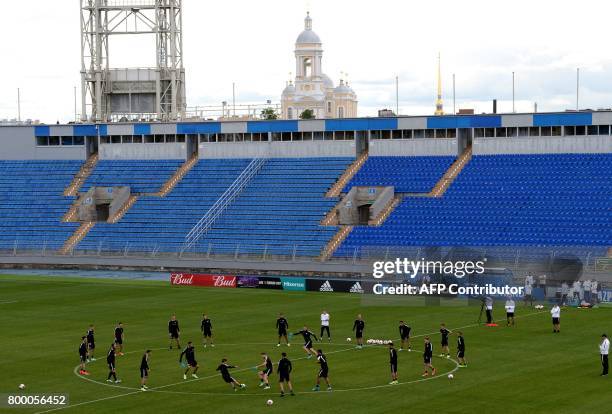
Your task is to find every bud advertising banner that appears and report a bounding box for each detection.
[170,273,237,288]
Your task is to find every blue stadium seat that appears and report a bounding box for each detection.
[76,157,353,257]
[335,153,612,258]
[0,160,82,250]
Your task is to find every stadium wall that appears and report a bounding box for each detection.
[473,135,612,155]
[198,140,356,158]
[369,138,457,156]
[99,143,187,160]
[0,126,85,160]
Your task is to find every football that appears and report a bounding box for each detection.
[266,399,274,406]
[346,337,351,342]
[18,384,25,390]
[448,374,454,379]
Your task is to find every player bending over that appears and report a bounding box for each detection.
[140,350,151,391]
[389,342,398,384]
[352,314,365,349]
[292,326,319,358]
[439,323,451,358]
[179,342,199,379]
[106,343,121,383]
[256,352,273,389]
[217,358,246,391]
[312,349,332,392]
[456,331,467,367]
[78,336,90,376]
[276,313,290,347]
[201,314,214,347]
[399,321,411,351]
[168,314,181,350]
[278,352,295,397]
[114,322,124,356]
[86,324,96,361]
[422,337,436,377]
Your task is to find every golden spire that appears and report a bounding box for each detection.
[435,52,444,115]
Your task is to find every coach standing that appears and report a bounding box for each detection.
[600,334,609,376]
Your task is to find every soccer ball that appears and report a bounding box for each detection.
[18,384,25,390]
[346,337,351,342]
[448,374,454,379]
[266,399,274,406]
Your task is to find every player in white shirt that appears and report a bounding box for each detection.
[504,298,516,327]
[583,280,592,303]
[591,281,598,304]
[485,297,494,324]
[572,280,582,302]
[524,282,533,307]
[538,274,547,289]
[320,311,331,342]
[560,282,569,306]
[550,305,561,333]
[600,334,609,376]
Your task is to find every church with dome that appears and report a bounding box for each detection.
[281,12,358,120]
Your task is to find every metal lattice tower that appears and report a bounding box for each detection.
[80,0,185,122]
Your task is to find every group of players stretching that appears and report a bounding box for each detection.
[78,311,466,394]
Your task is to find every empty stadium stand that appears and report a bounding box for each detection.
[81,159,184,194]
[335,153,612,257]
[0,161,82,250]
[75,157,352,256]
[0,153,609,261]
[345,155,455,193]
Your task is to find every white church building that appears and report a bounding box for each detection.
[281,12,358,120]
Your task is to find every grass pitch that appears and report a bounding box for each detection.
[0,274,610,414]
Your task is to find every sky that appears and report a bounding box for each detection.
[2,0,612,123]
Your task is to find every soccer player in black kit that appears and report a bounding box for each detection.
[456,331,467,367]
[312,349,332,392]
[168,314,180,350]
[256,352,273,389]
[292,326,318,358]
[140,350,151,391]
[179,341,199,380]
[276,313,290,347]
[78,336,89,376]
[278,352,294,397]
[439,323,451,358]
[114,322,124,355]
[106,343,121,383]
[216,358,246,391]
[399,321,411,352]
[422,336,436,377]
[86,324,96,361]
[352,314,365,349]
[389,342,398,384]
[201,314,214,347]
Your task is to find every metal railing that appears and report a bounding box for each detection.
[182,157,268,251]
[1,240,609,276]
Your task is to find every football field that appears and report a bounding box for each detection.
[0,274,610,414]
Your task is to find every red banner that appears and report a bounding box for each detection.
[170,273,237,288]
